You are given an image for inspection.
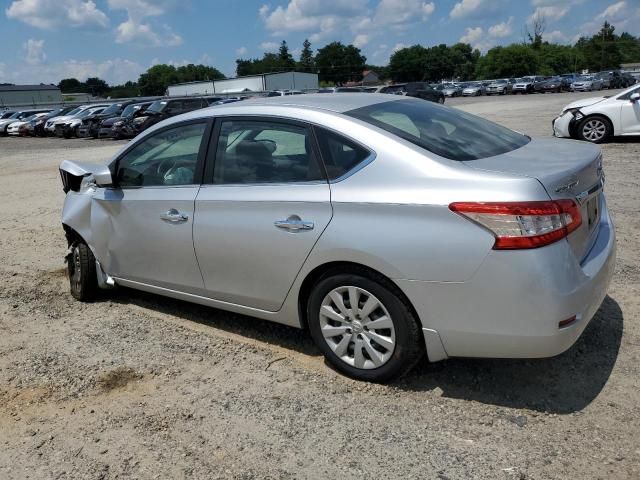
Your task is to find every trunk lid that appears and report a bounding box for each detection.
[467,138,604,261]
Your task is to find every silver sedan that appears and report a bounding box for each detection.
[60,94,615,382]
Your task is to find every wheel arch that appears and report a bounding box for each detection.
[578,112,615,139]
[296,261,422,332]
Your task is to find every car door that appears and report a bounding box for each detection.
[92,119,212,292]
[619,86,640,134]
[193,117,332,311]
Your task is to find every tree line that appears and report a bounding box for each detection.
[57,21,640,98]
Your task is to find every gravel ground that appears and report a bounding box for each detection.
[0,91,639,480]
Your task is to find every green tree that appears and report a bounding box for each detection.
[574,22,623,71]
[388,45,428,82]
[315,42,366,84]
[84,77,110,96]
[298,39,315,72]
[449,43,480,80]
[138,64,180,95]
[58,78,82,93]
[278,40,296,71]
[475,44,538,78]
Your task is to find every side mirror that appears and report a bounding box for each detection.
[630,93,640,103]
[93,165,113,187]
[59,160,112,192]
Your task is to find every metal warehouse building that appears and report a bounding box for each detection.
[0,84,63,107]
[167,72,319,96]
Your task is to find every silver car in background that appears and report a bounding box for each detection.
[462,82,485,96]
[59,94,615,382]
[571,75,604,92]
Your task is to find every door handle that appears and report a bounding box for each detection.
[160,208,189,223]
[274,215,314,232]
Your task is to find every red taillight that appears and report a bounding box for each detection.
[449,200,582,250]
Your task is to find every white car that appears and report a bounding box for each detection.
[553,83,640,143]
[6,112,50,135]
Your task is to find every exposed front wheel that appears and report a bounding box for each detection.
[68,242,98,301]
[307,272,424,382]
[577,115,611,144]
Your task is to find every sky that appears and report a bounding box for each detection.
[1,0,639,85]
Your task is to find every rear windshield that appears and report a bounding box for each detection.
[345,99,530,161]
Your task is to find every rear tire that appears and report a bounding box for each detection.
[68,242,98,301]
[307,271,424,382]
[577,115,612,144]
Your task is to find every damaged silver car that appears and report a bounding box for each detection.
[60,94,615,382]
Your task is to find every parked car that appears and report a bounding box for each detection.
[6,112,50,136]
[77,100,142,138]
[100,102,153,139]
[553,83,640,143]
[30,106,76,136]
[0,109,51,135]
[560,73,579,88]
[59,93,614,382]
[485,79,513,95]
[54,107,106,138]
[440,83,463,97]
[44,104,109,135]
[379,83,445,103]
[512,77,536,94]
[534,77,565,93]
[131,97,209,135]
[621,72,637,88]
[317,87,364,93]
[570,75,604,92]
[594,72,612,89]
[360,86,385,93]
[462,82,485,96]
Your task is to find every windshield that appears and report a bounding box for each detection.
[493,80,506,84]
[101,103,123,115]
[65,107,83,117]
[346,99,530,161]
[147,101,167,113]
[77,109,99,118]
[122,104,142,117]
[8,112,23,119]
[577,76,592,81]
[1,111,15,119]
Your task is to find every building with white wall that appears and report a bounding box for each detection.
[167,72,319,96]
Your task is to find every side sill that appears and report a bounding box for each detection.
[112,277,302,328]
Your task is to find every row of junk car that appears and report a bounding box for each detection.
[438,70,637,97]
[1,69,637,139]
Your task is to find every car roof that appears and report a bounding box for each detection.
[205,93,403,114]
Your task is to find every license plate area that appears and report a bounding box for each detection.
[586,194,600,230]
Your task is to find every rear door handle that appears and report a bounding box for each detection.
[274,215,314,232]
[160,208,189,223]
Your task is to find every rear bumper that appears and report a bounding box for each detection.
[397,204,616,360]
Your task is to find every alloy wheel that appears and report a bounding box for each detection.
[582,119,607,142]
[319,286,396,369]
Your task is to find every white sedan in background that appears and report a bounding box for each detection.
[6,112,50,136]
[553,84,640,143]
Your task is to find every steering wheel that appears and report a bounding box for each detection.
[156,157,176,178]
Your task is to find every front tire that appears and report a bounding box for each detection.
[577,115,611,144]
[68,242,98,301]
[307,272,424,382]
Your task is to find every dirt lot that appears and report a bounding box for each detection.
[1,91,639,480]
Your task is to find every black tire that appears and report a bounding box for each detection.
[307,271,424,383]
[68,242,98,301]
[438,96,445,104]
[577,115,612,144]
